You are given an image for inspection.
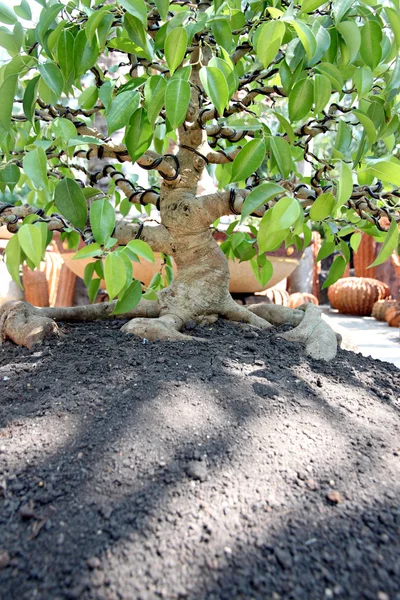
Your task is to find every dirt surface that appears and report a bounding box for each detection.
[0,319,399,600]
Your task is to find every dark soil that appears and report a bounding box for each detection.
[0,319,399,600]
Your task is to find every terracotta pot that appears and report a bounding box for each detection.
[371,299,397,322]
[289,292,319,309]
[55,232,303,294]
[385,305,400,327]
[328,277,391,316]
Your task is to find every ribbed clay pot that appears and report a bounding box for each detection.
[328,277,391,316]
[371,299,397,321]
[385,305,400,328]
[289,292,319,309]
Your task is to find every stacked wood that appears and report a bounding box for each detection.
[22,264,49,306]
[289,292,319,309]
[312,232,321,300]
[22,250,65,307]
[262,288,290,306]
[55,264,77,307]
[328,277,391,316]
[371,299,397,321]
[353,234,376,279]
[385,305,400,328]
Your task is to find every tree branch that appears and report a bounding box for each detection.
[198,183,400,229]
[114,221,174,253]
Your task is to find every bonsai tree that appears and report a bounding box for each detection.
[0,0,399,360]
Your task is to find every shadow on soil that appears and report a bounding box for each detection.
[0,320,399,599]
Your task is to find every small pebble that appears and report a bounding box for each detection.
[87,556,101,569]
[186,461,207,482]
[326,490,343,504]
[0,550,10,570]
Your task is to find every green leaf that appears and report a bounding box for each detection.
[14,0,31,20]
[144,75,166,125]
[90,199,116,245]
[256,258,274,287]
[313,74,331,113]
[85,9,111,43]
[230,139,266,183]
[255,20,285,68]
[315,62,343,91]
[386,7,400,47]
[333,0,354,23]
[52,118,77,144]
[367,160,400,187]
[23,75,40,123]
[350,232,362,253]
[211,18,234,52]
[4,234,21,286]
[124,13,150,54]
[38,62,64,98]
[272,112,295,144]
[199,66,229,117]
[270,137,293,178]
[120,0,147,25]
[165,27,187,75]
[271,196,302,230]
[0,26,21,57]
[23,148,48,190]
[369,219,398,268]
[106,90,140,135]
[300,0,326,14]
[54,178,88,230]
[0,74,17,132]
[154,0,169,20]
[257,210,288,253]
[309,191,335,220]
[336,161,353,208]
[68,136,104,147]
[352,110,376,145]
[0,2,17,24]
[18,225,43,269]
[88,278,101,303]
[84,262,96,287]
[78,86,99,110]
[125,108,153,163]
[126,239,155,262]
[73,243,102,260]
[208,57,237,97]
[0,164,20,191]
[322,255,347,289]
[317,240,335,262]
[37,4,63,45]
[104,253,127,300]
[240,182,286,221]
[165,78,190,129]
[74,30,99,77]
[290,20,317,60]
[337,21,361,64]
[353,66,373,99]
[360,21,382,70]
[57,30,75,86]
[288,78,313,122]
[114,279,142,314]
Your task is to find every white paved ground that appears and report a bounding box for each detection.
[321,306,400,369]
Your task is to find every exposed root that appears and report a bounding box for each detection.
[248,304,303,327]
[121,314,192,341]
[0,301,58,350]
[222,301,272,329]
[249,303,338,361]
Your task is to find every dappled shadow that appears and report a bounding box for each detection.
[0,320,399,599]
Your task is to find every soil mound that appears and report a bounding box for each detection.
[0,320,399,600]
